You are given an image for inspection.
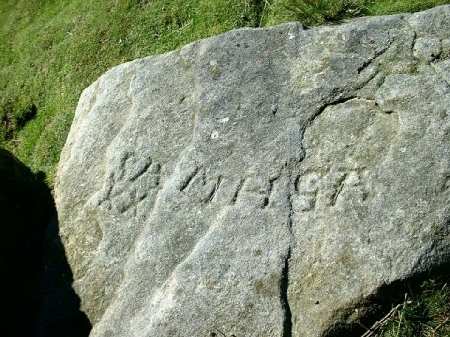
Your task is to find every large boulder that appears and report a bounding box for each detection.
[56,6,450,337]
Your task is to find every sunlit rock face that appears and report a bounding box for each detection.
[56,6,450,337]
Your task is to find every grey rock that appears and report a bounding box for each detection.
[56,6,450,337]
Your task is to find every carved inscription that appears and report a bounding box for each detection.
[292,168,369,212]
[231,178,245,205]
[293,172,320,212]
[98,151,161,214]
[179,169,248,206]
[206,176,222,203]
[176,165,369,212]
[176,166,368,211]
[179,165,201,192]
[178,168,281,208]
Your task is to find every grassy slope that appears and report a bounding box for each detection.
[0,0,265,181]
[1,0,450,181]
[0,1,449,335]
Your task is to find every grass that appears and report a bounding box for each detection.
[1,0,450,182]
[0,0,264,182]
[376,277,450,337]
[264,0,450,26]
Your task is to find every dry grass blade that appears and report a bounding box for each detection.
[360,302,404,337]
[431,317,449,336]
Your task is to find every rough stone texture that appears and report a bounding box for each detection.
[56,6,450,337]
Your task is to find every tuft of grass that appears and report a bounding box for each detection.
[375,277,450,337]
[264,0,369,26]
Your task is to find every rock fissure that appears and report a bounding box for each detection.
[280,171,296,337]
[306,96,358,129]
[280,247,293,337]
[357,40,393,74]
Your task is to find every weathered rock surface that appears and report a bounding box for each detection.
[56,6,450,337]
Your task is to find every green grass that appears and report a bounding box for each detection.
[0,0,264,182]
[377,277,450,337]
[264,0,450,26]
[1,0,450,182]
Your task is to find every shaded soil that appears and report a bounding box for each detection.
[0,148,91,337]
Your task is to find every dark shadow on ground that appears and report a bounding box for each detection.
[0,148,91,337]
